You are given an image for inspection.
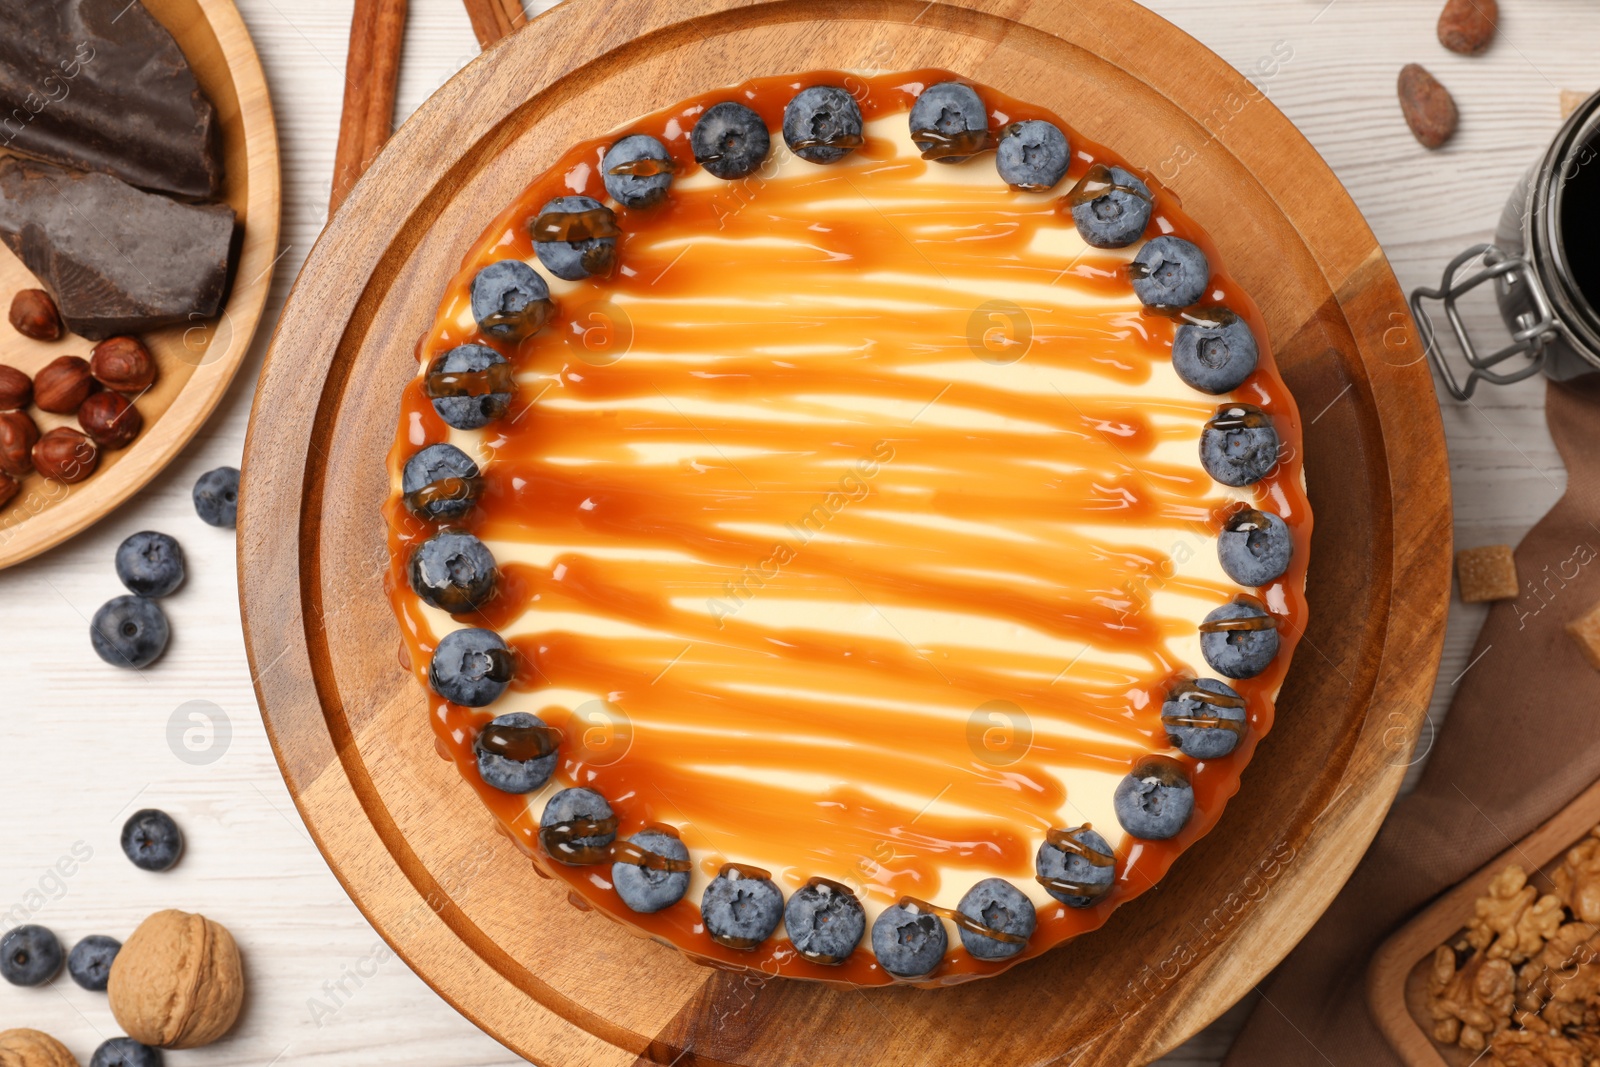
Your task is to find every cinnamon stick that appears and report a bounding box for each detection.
[329,0,408,215]
[462,0,524,49]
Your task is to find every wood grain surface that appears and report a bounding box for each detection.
[1367,778,1600,1067]
[238,0,1451,1063]
[0,2,1589,1065]
[0,0,281,569]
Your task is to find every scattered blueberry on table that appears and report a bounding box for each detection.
[120,808,183,872]
[114,531,185,599]
[0,924,62,986]
[67,934,121,991]
[192,466,240,528]
[90,1037,163,1067]
[90,595,169,670]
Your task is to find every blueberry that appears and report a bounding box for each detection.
[611,829,691,913]
[782,86,864,165]
[192,466,240,528]
[90,595,169,669]
[908,81,988,164]
[1199,404,1279,487]
[1200,598,1280,679]
[474,711,557,794]
[1217,508,1292,586]
[691,102,770,180]
[1114,756,1194,840]
[409,530,499,613]
[1069,165,1153,248]
[1172,309,1258,394]
[700,866,783,949]
[539,787,615,864]
[995,120,1070,191]
[1131,236,1210,308]
[1035,826,1115,907]
[0,925,62,986]
[425,345,513,431]
[870,901,946,978]
[90,1037,162,1067]
[531,195,618,281]
[783,881,865,963]
[68,935,121,991]
[470,260,551,342]
[428,627,513,707]
[1163,679,1246,759]
[121,808,183,871]
[955,878,1035,960]
[113,531,186,599]
[401,443,481,522]
[603,134,674,209]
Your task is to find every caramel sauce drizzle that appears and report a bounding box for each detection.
[795,876,863,964]
[607,157,675,178]
[1205,405,1271,431]
[1065,162,1154,208]
[897,894,1027,945]
[384,69,1313,985]
[538,815,693,871]
[910,126,994,160]
[1035,824,1115,900]
[1198,614,1279,633]
[424,363,516,399]
[529,207,621,243]
[402,475,482,516]
[477,720,562,760]
[707,863,779,950]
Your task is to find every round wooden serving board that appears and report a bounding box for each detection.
[240,2,1452,1063]
[0,0,280,569]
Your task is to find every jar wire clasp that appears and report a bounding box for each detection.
[1411,243,1560,400]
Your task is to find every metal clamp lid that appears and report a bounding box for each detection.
[1410,243,1560,400]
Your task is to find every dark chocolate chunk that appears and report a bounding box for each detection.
[0,157,236,340]
[0,0,224,201]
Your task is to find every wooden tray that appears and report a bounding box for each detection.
[239,1,1452,1063]
[0,0,279,568]
[1368,777,1600,1066]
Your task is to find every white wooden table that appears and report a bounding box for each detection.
[0,0,1587,1062]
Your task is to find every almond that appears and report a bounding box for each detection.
[78,391,142,450]
[1399,64,1458,150]
[90,336,157,393]
[0,365,30,410]
[33,355,96,414]
[7,289,62,342]
[1438,0,1497,55]
[0,410,39,477]
[108,910,244,1050]
[32,427,98,484]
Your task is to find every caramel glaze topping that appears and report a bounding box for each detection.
[477,720,562,761]
[424,363,515,400]
[384,69,1313,986]
[898,894,1027,945]
[1036,824,1116,900]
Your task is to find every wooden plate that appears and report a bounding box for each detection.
[1368,777,1600,1066]
[0,0,280,568]
[240,1,1451,1062]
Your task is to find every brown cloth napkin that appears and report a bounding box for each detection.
[1225,375,1600,1065]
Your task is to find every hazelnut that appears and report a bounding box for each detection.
[8,289,62,342]
[0,410,39,477]
[32,427,98,484]
[91,336,157,393]
[109,910,243,1049]
[0,473,17,512]
[78,391,142,450]
[33,355,96,414]
[0,1028,76,1067]
[0,365,30,410]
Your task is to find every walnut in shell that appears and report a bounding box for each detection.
[0,1028,76,1067]
[108,909,243,1049]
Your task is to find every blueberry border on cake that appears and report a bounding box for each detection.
[391,75,1299,982]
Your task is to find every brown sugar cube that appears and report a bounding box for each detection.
[1566,602,1600,671]
[1455,544,1519,603]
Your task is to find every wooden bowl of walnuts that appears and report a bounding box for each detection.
[1369,777,1600,1065]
